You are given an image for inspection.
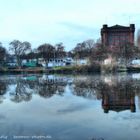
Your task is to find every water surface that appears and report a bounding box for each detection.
[0,74,140,140]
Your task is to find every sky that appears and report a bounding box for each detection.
[0,0,140,50]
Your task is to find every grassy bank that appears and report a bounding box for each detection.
[0,67,45,74]
[0,64,101,74]
[48,64,101,74]
[0,64,140,74]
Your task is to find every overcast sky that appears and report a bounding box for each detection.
[0,0,140,50]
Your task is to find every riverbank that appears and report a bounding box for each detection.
[0,65,101,74]
[0,65,140,74]
[0,67,45,74]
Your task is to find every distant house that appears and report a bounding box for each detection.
[131,59,140,65]
[21,56,89,68]
[6,55,18,68]
[103,56,116,65]
[73,58,89,66]
[65,58,74,66]
[22,61,37,67]
[48,58,65,67]
[22,59,38,67]
[21,57,74,68]
[6,55,17,63]
[47,57,74,68]
[104,57,113,65]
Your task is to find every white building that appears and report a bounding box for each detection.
[21,57,89,68]
[131,59,140,65]
[73,58,89,66]
[104,56,114,65]
[49,57,75,67]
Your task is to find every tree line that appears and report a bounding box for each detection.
[0,38,140,67]
[0,39,97,67]
[0,40,67,66]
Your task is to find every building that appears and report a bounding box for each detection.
[137,29,140,48]
[101,24,135,47]
[6,55,18,68]
[44,58,88,68]
[40,57,74,68]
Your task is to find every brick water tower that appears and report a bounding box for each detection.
[101,24,135,47]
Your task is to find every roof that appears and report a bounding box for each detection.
[109,24,129,29]
[101,24,135,33]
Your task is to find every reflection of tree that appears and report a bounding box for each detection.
[2,74,140,109]
[0,81,7,103]
[38,84,57,98]
[71,76,102,100]
[8,76,68,103]
[57,85,65,95]
[0,76,68,104]
[37,79,67,98]
[10,78,33,103]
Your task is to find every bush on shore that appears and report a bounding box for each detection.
[101,62,118,73]
[51,63,101,74]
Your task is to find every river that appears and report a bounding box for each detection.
[0,73,140,140]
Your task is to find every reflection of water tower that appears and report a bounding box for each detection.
[102,93,136,113]
[137,94,140,110]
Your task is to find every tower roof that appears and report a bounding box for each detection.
[109,24,129,29]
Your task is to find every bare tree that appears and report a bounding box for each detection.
[96,38,101,44]
[9,40,31,67]
[90,43,108,64]
[73,39,95,60]
[37,43,55,67]
[119,42,138,65]
[0,42,6,64]
[55,43,66,58]
[83,39,95,49]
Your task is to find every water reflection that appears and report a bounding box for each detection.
[71,74,138,113]
[0,75,68,103]
[1,74,140,139]
[101,79,136,113]
[0,74,140,114]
